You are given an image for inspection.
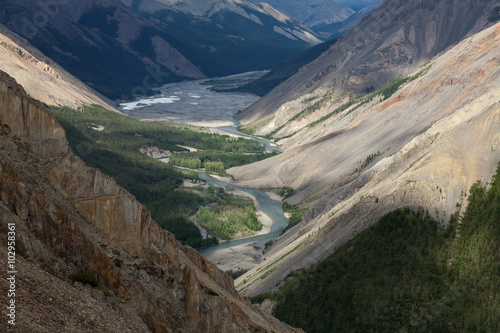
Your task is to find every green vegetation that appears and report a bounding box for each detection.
[70,272,99,287]
[51,104,268,248]
[253,162,500,332]
[225,269,249,280]
[70,272,113,296]
[277,187,295,199]
[282,202,308,233]
[308,66,431,129]
[293,91,334,120]
[335,151,384,188]
[266,90,334,138]
[307,98,358,128]
[236,125,255,136]
[201,285,219,296]
[195,188,261,240]
[169,150,276,175]
[354,151,382,174]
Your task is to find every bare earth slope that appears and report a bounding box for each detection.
[0,24,115,111]
[0,71,299,332]
[237,0,499,136]
[234,22,500,296]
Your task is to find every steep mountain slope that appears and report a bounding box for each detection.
[247,0,355,28]
[335,0,376,11]
[0,71,299,332]
[232,37,339,96]
[123,0,322,77]
[128,0,322,44]
[0,24,114,111]
[237,0,499,135]
[315,0,387,37]
[257,174,500,332]
[1,0,319,101]
[0,0,205,100]
[233,22,500,296]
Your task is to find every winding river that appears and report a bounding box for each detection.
[197,172,288,258]
[119,72,288,269]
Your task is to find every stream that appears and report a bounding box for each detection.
[197,172,288,258]
[118,72,288,270]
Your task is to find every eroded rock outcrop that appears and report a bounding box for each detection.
[0,71,298,332]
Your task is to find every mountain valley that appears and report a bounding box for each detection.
[0,69,298,332]
[0,0,320,100]
[0,0,499,332]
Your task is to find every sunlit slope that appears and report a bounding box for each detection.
[237,0,499,135]
[233,22,500,296]
[253,166,500,332]
[0,25,114,111]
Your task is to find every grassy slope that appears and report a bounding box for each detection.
[253,163,500,332]
[264,66,430,140]
[51,104,268,248]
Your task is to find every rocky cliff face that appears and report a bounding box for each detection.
[0,71,299,332]
[233,22,500,296]
[237,0,499,135]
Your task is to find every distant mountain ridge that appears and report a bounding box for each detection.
[335,0,375,11]
[315,0,387,37]
[0,0,204,99]
[233,0,387,95]
[248,0,356,29]
[303,1,356,27]
[0,0,320,100]
[237,0,500,133]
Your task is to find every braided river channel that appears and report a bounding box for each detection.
[119,71,288,271]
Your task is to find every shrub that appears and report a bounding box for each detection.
[70,272,99,287]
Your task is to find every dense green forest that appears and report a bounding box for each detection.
[253,163,500,332]
[51,104,269,248]
[194,187,262,239]
[169,150,277,175]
